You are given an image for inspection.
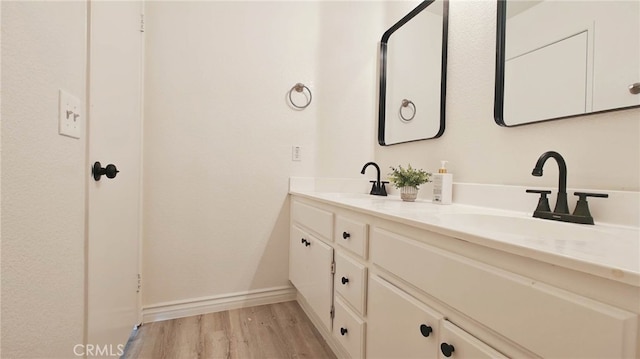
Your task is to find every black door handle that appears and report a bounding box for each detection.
[92,161,119,181]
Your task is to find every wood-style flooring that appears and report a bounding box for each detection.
[123,300,337,359]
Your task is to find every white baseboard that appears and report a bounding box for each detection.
[142,286,296,323]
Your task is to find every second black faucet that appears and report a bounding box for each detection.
[527,151,608,225]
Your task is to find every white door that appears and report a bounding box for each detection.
[87,0,143,352]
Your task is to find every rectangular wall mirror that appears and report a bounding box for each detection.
[494,0,640,126]
[378,0,449,145]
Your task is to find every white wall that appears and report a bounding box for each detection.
[374,0,640,192]
[314,1,382,177]
[143,1,318,306]
[1,2,87,357]
[142,1,384,308]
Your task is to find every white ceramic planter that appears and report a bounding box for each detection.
[400,186,418,202]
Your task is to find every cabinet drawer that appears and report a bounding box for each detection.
[333,296,365,359]
[439,320,508,359]
[292,200,333,241]
[335,252,367,315]
[371,227,638,358]
[335,215,368,258]
[367,275,443,359]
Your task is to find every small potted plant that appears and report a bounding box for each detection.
[388,164,432,202]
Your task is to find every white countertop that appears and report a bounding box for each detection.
[290,191,640,287]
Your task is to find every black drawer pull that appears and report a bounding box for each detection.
[419,324,432,337]
[441,343,455,357]
[340,327,348,336]
[342,231,351,239]
[341,277,349,285]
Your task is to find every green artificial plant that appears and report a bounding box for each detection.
[388,164,432,189]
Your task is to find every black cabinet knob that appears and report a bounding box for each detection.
[341,277,349,285]
[301,238,306,244]
[340,327,348,336]
[441,343,455,357]
[342,231,350,239]
[419,324,432,337]
[304,240,311,247]
[92,161,119,181]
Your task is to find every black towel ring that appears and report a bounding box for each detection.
[399,99,416,122]
[289,83,312,109]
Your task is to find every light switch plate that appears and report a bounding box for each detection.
[59,89,81,139]
[292,145,302,161]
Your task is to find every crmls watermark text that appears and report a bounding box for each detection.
[73,344,124,357]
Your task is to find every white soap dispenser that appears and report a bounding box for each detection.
[433,160,453,205]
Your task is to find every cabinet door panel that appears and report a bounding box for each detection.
[290,225,334,331]
[439,320,508,359]
[367,275,443,359]
[289,225,308,290]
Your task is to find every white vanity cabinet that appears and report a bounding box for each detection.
[370,227,637,358]
[289,195,639,359]
[289,201,334,332]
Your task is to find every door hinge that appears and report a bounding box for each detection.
[330,305,335,319]
[140,14,145,33]
[331,261,335,274]
[136,273,141,293]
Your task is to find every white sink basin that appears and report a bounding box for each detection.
[434,212,634,242]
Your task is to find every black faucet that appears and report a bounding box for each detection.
[531,151,569,214]
[361,162,388,196]
[527,151,608,225]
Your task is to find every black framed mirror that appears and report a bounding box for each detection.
[495,0,640,127]
[378,0,449,146]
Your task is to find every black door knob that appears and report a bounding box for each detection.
[304,240,311,247]
[341,277,349,285]
[92,161,119,181]
[419,324,432,337]
[441,343,455,357]
[340,327,348,336]
[342,231,350,239]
